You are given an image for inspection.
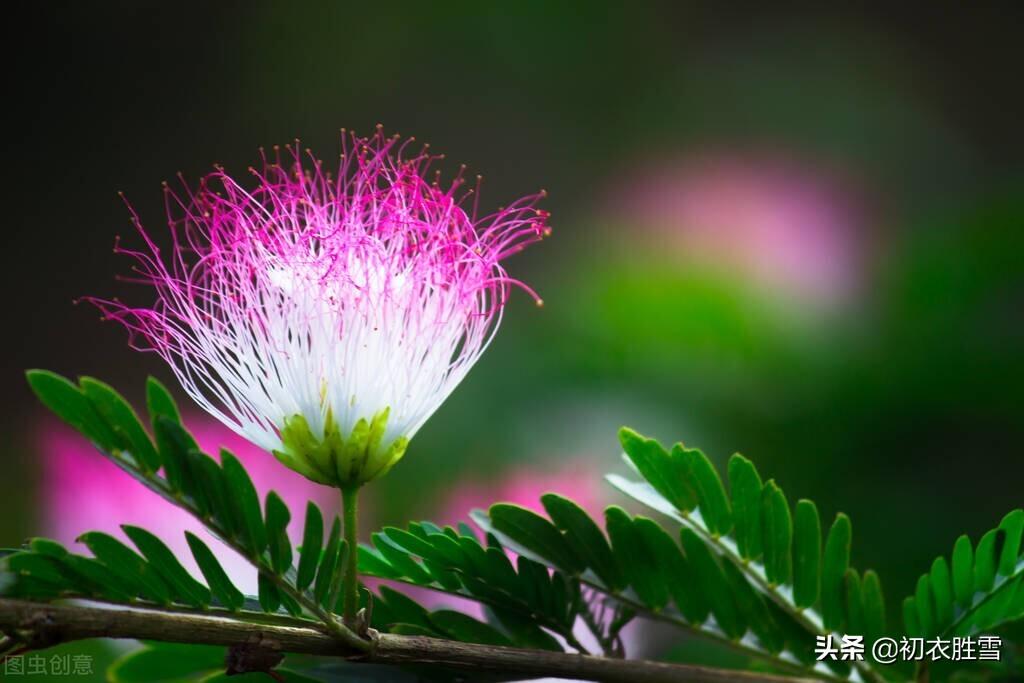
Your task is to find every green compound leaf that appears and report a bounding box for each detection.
[489,503,582,574]
[26,370,118,449]
[220,450,267,559]
[904,508,1024,638]
[675,445,732,537]
[123,525,211,608]
[80,377,161,473]
[679,528,744,639]
[78,531,173,605]
[618,427,696,512]
[605,508,667,610]
[185,532,244,611]
[542,493,623,591]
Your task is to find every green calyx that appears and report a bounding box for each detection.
[274,408,409,488]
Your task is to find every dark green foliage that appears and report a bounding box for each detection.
[903,507,1024,637]
[760,481,792,587]
[123,525,211,608]
[296,502,324,591]
[10,374,1024,683]
[821,513,852,632]
[542,493,623,591]
[185,532,244,611]
[792,499,821,609]
[727,454,763,561]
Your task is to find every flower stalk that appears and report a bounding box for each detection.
[341,485,361,627]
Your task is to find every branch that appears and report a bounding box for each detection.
[0,599,824,683]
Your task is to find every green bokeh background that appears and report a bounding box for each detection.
[3,2,1022,677]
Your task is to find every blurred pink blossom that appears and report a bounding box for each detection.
[38,414,338,595]
[437,458,607,527]
[610,154,871,308]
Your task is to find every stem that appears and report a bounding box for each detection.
[341,485,360,626]
[0,599,827,683]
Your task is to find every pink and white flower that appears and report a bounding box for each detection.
[89,128,548,488]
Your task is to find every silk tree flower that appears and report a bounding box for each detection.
[88,128,549,490]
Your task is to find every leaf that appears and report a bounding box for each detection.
[109,642,224,683]
[373,532,432,585]
[821,513,851,631]
[679,528,744,639]
[929,556,954,628]
[604,507,667,610]
[903,597,921,638]
[185,532,244,611]
[618,427,696,512]
[915,574,935,635]
[123,525,211,608]
[952,534,974,608]
[793,499,821,609]
[760,481,792,587]
[489,608,563,651]
[221,450,267,558]
[430,610,513,646]
[844,569,864,635]
[998,509,1024,576]
[26,370,117,448]
[153,415,198,494]
[61,554,135,602]
[296,502,324,591]
[258,572,281,613]
[489,503,581,574]
[974,528,1000,593]
[722,560,783,653]
[265,492,293,574]
[80,377,161,472]
[29,538,69,559]
[382,527,449,565]
[376,585,434,632]
[314,517,341,605]
[541,493,623,590]
[861,570,886,643]
[3,552,66,585]
[727,454,763,562]
[191,452,235,533]
[78,531,172,604]
[675,444,732,536]
[634,516,709,624]
[146,376,182,424]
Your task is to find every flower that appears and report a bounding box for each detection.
[89,128,549,488]
[38,414,339,594]
[607,153,868,309]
